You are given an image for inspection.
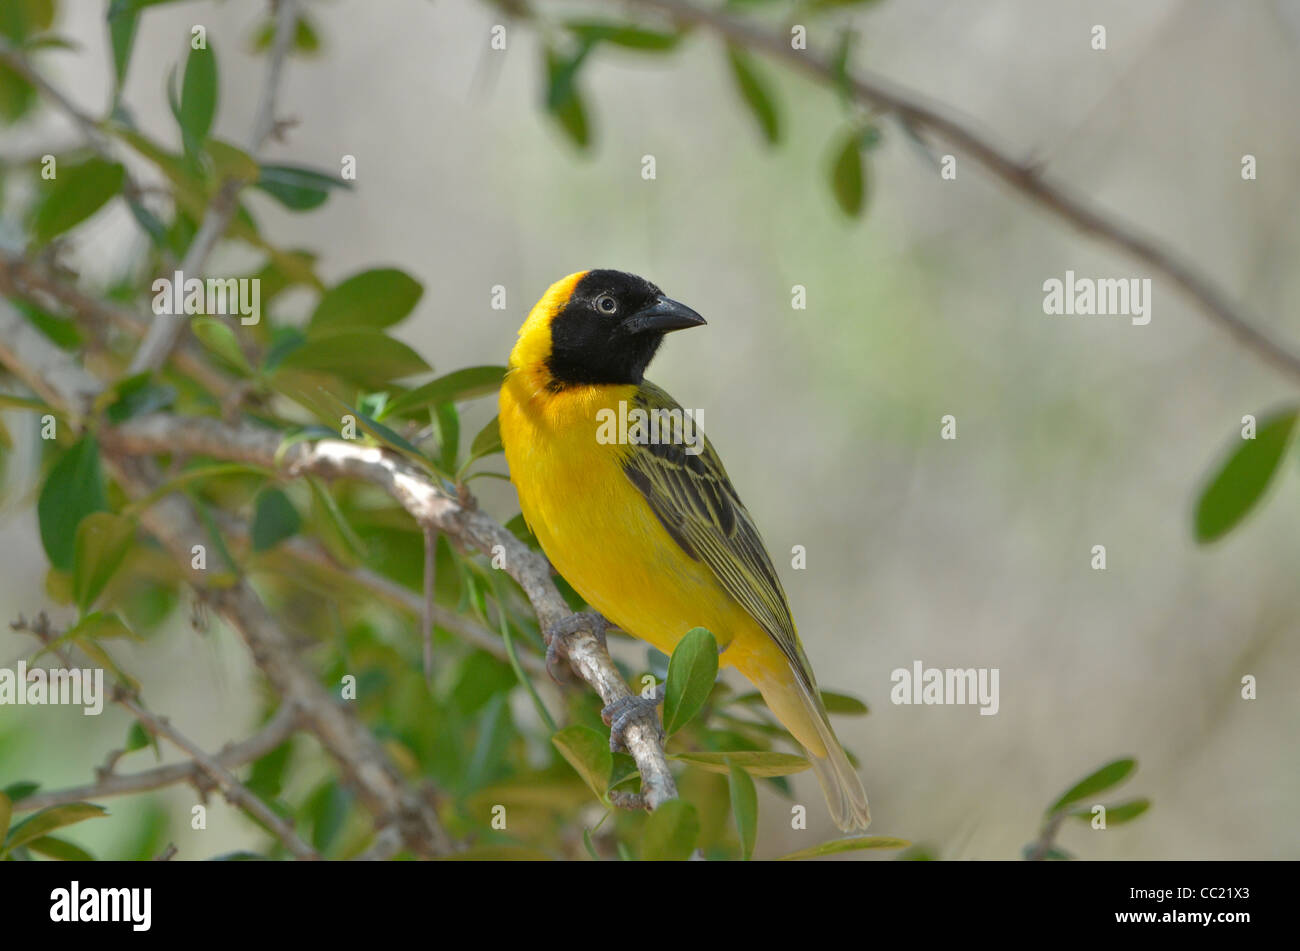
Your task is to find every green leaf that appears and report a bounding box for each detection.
[63,611,139,645]
[307,478,366,561]
[123,720,151,753]
[28,836,96,861]
[104,376,177,423]
[727,759,758,860]
[0,59,35,123]
[38,435,109,572]
[179,42,217,146]
[564,20,681,51]
[309,268,423,332]
[1047,758,1136,816]
[1071,797,1151,825]
[456,415,503,477]
[551,725,612,804]
[29,158,125,244]
[545,44,592,149]
[3,803,107,855]
[727,46,780,144]
[2,782,38,804]
[192,317,253,373]
[669,750,810,777]
[278,331,430,388]
[381,366,507,420]
[108,3,140,94]
[72,512,136,612]
[819,690,869,716]
[255,163,351,211]
[829,131,866,217]
[776,835,912,860]
[0,792,10,842]
[251,13,320,55]
[662,627,718,735]
[251,486,301,552]
[1194,408,1299,543]
[641,799,699,860]
[435,402,459,472]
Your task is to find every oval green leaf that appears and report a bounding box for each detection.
[662,627,718,735]
[251,486,301,552]
[727,46,780,144]
[727,759,758,861]
[27,835,96,861]
[820,690,869,716]
[3,802,107,854]
[179,42,217,146]
[72,512,136,612]
[192,317,253,373]
[1047,757,1136,816]
[278,330,430,388]
[829,131,865,217]
[309,268,423,332]
[255,163,350,211]
[29,157,125,244]
[1194,408,1299,543]
[38,435,109,572]
[551,725,612,804]
[641,799,699,861]
[381,366,508,420]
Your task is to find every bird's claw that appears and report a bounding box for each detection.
[601,683,665,753]
[543,611,609,683]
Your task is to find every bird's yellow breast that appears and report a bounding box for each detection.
[499,367,769,666]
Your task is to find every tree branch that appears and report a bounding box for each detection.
[13,702,300,814]
[13,613,317,859]
[0,303,454,857]
[0,249,236,399]
[102,413,680,810]
[615,0,1300,384]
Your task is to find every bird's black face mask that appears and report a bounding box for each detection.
[545,269,706,388]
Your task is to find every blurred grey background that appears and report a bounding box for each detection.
[2,0,1298,859]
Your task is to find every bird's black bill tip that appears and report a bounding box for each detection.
[621,296,707,335]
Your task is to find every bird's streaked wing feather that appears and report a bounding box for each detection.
[621,382,816,691]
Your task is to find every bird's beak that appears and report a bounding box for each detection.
[622,296,707,335]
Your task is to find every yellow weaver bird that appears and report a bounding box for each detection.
[499,269,870,832]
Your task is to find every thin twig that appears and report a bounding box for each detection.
[127,0,299,376]
[125,178,244,375]
[614,0,1300,384]
[0,37,108,150]
[1025,810,1070,861]
[0,305,455,858]
[0,249,236,398]
[13,614,319,860]
[250,0,300,149]
[15,703,301,814]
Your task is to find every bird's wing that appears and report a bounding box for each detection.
[621,382,816,689]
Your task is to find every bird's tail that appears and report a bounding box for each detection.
[755,671,871,832]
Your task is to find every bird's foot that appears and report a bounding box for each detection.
[543,611,609,683]
[601,683,666,753]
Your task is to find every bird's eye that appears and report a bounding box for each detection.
[595,294,618,315]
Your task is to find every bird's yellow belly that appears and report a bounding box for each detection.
[500,379,763,665]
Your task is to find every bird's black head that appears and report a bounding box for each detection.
[545,269,706,388]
